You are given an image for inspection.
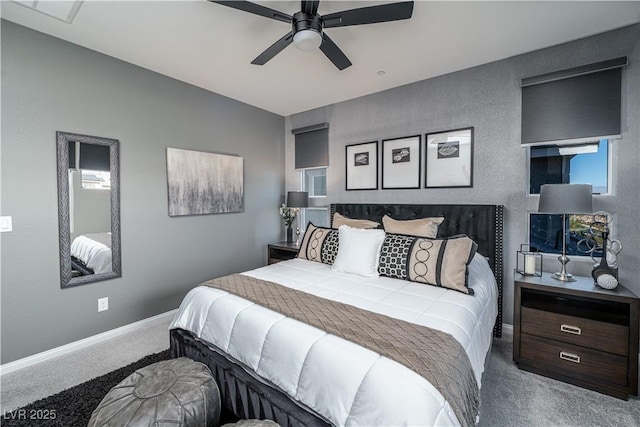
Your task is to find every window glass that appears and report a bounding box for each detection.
[303,208,329,228]
[304,168,327,197]
[300,167,328,228]
[529,140,608,194]
[529,213,607,256]
[81,170,111,189]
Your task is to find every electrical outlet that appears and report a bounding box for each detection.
[98,297,109,312]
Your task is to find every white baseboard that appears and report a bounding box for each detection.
[0,309,177,376]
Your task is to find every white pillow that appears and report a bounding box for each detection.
[332,225,386,278]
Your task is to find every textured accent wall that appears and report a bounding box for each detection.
[285,25,640,325]
[1,21,284,363]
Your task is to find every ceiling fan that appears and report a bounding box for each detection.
[209,1,414,70]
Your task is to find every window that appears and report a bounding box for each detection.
[529,140,609,194]
[304,167,327,197]
[300,167,329,228]
[81,170,111,189]
[529,140,612,256]
[529,213,607,257]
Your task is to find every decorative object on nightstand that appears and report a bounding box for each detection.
[592,229,619,289]
[576,211,622,289]
[516,244,542,277]
[537,183,593,282]
[513,274,639,400]
[284,191,308,243]
[279,205,297,243]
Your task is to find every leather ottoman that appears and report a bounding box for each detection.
[88,357,220,427]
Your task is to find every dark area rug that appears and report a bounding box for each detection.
[2,350,239,427]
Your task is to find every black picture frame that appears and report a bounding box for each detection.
[382,135,421,189]
[345,141,378,190]
[425,127,474,188]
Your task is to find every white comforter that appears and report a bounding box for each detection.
[171,255,498,426]
[70,233,112,274]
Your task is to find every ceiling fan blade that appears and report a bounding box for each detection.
[322,1,414,28]
[301,1,320,16]
[251,32,294,65]
[209,1,291,24]
[319,33,352,70]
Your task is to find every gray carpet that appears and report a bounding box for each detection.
[478,335,640,427]
[3,319,639,426]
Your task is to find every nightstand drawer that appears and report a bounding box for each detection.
[521,306,628,356]
[521,334,628,386]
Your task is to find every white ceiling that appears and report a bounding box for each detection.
[2,1,639,116]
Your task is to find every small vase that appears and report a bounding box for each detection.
[286,226,293,243]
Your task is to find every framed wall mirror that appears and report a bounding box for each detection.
[56,131,121,288]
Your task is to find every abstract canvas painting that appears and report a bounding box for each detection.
[167,147,244,216]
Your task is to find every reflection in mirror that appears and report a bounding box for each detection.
[57,131,121,288]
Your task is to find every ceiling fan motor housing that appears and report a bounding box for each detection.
[292,11,323,51]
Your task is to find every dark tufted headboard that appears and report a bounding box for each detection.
[331,203,504,337]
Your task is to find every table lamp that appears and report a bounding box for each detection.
[538,184,593,282]
[286,191,308,244]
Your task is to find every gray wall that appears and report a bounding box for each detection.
[285,25,640,325]
[1,21,284,364]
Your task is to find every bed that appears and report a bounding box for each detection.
[170,203,504,426]
[70,232,112,274]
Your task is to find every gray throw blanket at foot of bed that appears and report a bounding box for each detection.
[204,274,479,427]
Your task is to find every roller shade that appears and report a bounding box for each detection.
[293,123,329,169]
[521,57,625,146]
[68,140,76,169]
[79,142,110,171]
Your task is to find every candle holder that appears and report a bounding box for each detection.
[516,244,542,277]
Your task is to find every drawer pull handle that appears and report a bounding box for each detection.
[560,324,581,335]
[559,351,581,364]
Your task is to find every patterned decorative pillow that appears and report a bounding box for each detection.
[378,233,415,280]
[381,215,444,238]
[297,223,339,265]
[379,234,478,295]
[332,212,380,229]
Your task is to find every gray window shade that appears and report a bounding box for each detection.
[68,141,76,169]
[79,142,110,171]
[521,57,625,146]
[294,123,329,169]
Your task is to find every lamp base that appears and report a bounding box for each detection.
[551,271,577,282]
[552,246,576,282]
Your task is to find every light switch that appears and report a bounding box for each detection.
[0,216,13,232]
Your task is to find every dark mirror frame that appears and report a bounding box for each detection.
[56,131,121,288]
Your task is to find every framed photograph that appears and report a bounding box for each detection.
[425,127,474,188]
[166,147,244,216]
[346,141,378,190]
[382,135,421,189]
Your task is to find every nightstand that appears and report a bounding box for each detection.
[513,273,639,400]
[267,242,299,265]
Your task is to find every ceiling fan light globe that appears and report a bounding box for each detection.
[293,29,322,51]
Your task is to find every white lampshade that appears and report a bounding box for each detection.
[293,29,322,51]
[538,184,593,214]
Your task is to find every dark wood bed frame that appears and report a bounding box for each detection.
[171,203,504,426]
